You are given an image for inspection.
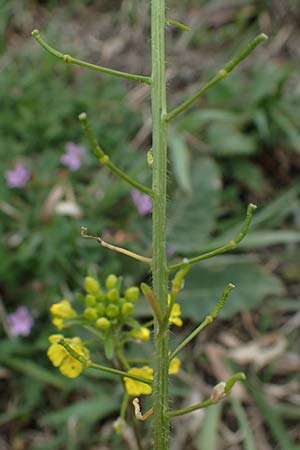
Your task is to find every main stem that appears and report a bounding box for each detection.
[151,0,169,449]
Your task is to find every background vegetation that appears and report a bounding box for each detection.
[1,0,299,449]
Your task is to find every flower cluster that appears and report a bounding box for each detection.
[47,334,89,378]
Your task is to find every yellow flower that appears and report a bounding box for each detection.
[52,317,64,330]
[124,366,153,396]
[169,303,183,327]
[169,357,181,375]
[47,334,89,378]
[131,327,150,341]
[50,299,77,319]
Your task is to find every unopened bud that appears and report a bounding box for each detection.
[84,307,98,321]
[107,288,119,302]
[84,294,96,307]
[84,276,100,295]
[106,304,119,318]
[96,317,111,330]
[125,286,139,303]
[106,274,118,289]
[121,302,134,316]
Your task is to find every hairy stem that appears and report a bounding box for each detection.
[151,0,169,449]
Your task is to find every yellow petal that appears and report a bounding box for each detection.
[169,357,181,375]
[48,334,64,344]
[47,343,67,367]
[50,299,76,319]
[59,355,83,378]
[131,327,150,341]
[124,366,153,396]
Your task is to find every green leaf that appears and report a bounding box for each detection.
[207,123,258,156]
[248,378,296,450]
[40,390,118,427]
[0,356,69,390]
[169,129,192,193]
[231,398,257,450]
[196,403,222,450]
[180,261,284,319]
[167,157,221,252]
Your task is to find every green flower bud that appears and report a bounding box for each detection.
[96,291,106,302]
[105,274,118,290]
[107,288,119,302]
[106,304,119,319]
[125,286,139,303]
[121,302,134,316]
[84,294,96,307]
[96,317,111,330]
[96,303,106,316]
[84,307,98,321]
[84,276,100,295]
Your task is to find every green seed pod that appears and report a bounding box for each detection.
[107,288,119,302]
[83,307,98,321]
[84,276,100,295]
[84,294,96,307]
[96,317,111,330]
[96,303,106,316]
[125,286,139,303]
[106,304,119,319]
[121,302,134,316]
[105,274,118,290]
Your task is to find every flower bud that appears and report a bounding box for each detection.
[107,288,119,302]
[96,291,106,302]
[84,307,98,321]
[106,304,119,319]
[84,276,100,295]
[96,317,111,330]
[96,303,106,316]
[84,294,96,307]
[125,286,139,303]
[121,302,134,316]
[105,274,118,290]
[131,327,150,341]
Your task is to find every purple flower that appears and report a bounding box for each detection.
[5,163,31,188]
[60,142,85,171]
[8,306,34,337]
[131,190,152,216]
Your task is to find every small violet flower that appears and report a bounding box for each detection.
[60,142,85,171]
[8,306,34,337]
[131,190,152,216]
[5,163,31,188]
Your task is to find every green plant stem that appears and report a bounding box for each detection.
[165,34,268,122]
[32,30,151,85]
[169,398,215,417]
[58,339,152,385]
[169,283,235,361]
[169,372,246,418]
[79,113,154,197]
[169,203,257,272]
[151,0,170,449]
